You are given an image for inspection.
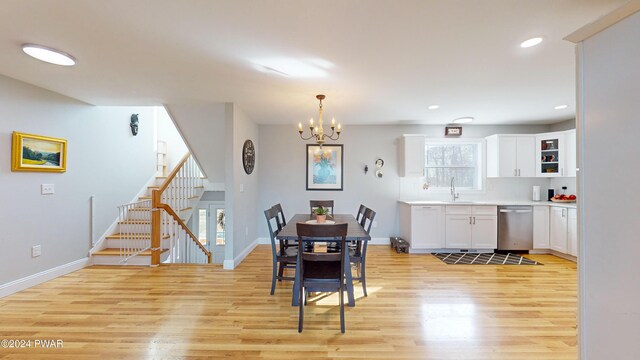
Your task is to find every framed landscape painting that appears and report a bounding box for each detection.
[12,132,67,172]
[306,144,343,191]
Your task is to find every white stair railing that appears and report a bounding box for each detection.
[117,200,152,263]
[162,210,209,264]
[152,153,211,265]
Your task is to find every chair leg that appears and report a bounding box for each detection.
[361,262,367,297]
[270,260,277,295]
[277,262,285,281]
[298,286,304,333]
[339,282,345,333]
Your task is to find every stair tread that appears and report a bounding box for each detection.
[106,233,170,239]
[118,219,185,224]
[93,248,169,256]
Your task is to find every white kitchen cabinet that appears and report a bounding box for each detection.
[533,206,550,249]
[567,208,578,256]
[486,135,535,178]
[472,215,498,249]
[445,206,497,249]
[534,130,576,178]
[549,206,568,253]
[399,135,425,177]
[445,215,473,248]
[399,203,445,250]
[565,130,577,177]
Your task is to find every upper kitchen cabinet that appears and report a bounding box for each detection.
[399,135,425,177]
[486,135,535,177]
[535,130,576,177]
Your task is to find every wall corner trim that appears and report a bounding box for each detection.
[223,238,260,270]
[0,257,91,298]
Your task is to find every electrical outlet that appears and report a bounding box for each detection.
[239,184,244,193]
[32,245,42,257]
[245,226,249,236]
[41,184,54,195]
[372,221,378,228]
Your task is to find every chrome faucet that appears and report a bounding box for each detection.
[450,177,459,202]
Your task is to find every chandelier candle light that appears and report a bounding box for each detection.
[298,94,342,147]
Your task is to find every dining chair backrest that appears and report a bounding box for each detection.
[272,203,286,231]
[360,208,376,235]
[356,204,366,223]
[310,200,334,215]
[264,207,281,256]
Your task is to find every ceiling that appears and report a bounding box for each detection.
[0,0,627,125]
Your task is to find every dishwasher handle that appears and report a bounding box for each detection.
[499,209,532,213]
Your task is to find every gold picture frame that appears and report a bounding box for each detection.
[12,132,67,172]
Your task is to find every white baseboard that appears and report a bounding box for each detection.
[0,257,91,298]
[223,238,259,270]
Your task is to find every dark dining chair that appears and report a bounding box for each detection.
[310,200,334,216]
[350,207,376,297]
[273,203,296,250]
[265,206,296,295]
[296,222,348,333]
[355,204,366,223]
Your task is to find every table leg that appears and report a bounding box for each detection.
[344,250,355,307]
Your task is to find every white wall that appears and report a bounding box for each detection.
[258,124,552,239]
[0,75,156,285]
[228,104,259,265]
[577,10,640,360]
[164,103,226,185]
[156,106,188,171]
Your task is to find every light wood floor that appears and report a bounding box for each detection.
[0,245,577,359]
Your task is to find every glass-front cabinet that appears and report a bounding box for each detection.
[536,132,566,177]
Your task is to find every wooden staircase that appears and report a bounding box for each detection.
[92,154,210,265]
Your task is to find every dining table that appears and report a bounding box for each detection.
[276,213,371,307]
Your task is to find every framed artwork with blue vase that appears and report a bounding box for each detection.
[306,144,343,191]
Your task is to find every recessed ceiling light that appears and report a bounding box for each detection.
[453,117,474,124]
[22,43,76,66]
[520,37,543,48]
[428,105,440,110]
[554,104,568,110]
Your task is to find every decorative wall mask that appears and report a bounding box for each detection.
[130,114,139,136]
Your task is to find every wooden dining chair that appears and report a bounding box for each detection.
[355,204,366,223]
[350,207,376,297]
[265,207,296,295]
[310,200,334,216]
[296,222,348,333]
[272,203,297,250]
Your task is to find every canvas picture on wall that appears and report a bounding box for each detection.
[306,144,343,191]
[12,132,67,172]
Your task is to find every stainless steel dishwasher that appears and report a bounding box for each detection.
[498,206,533,251]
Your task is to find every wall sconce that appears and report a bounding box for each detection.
[130,114,139,136]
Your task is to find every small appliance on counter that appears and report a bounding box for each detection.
[548,189,555,201]
[532,186,541,201]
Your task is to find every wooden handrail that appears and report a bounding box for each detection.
[158,152,190,194]
[150,153,212,265]
[159,204,212,263]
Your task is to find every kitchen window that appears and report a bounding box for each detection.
[424,139,484,191]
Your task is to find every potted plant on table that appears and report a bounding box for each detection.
[313,206,329,223]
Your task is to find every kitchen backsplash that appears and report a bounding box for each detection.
[399,177,565,202]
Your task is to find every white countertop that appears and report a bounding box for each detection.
[398,200,577,208]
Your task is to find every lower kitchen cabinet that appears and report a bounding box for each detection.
[549,205,577,259]
[533,206,550,249]
[567,208,578,256]
[399,204,445,249]
[445,206,497,249]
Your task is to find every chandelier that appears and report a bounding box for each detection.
[298,94,342,146]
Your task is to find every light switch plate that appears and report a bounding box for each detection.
[239,184,244,193]
[41,184,54,195]
[32,245,42,257]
